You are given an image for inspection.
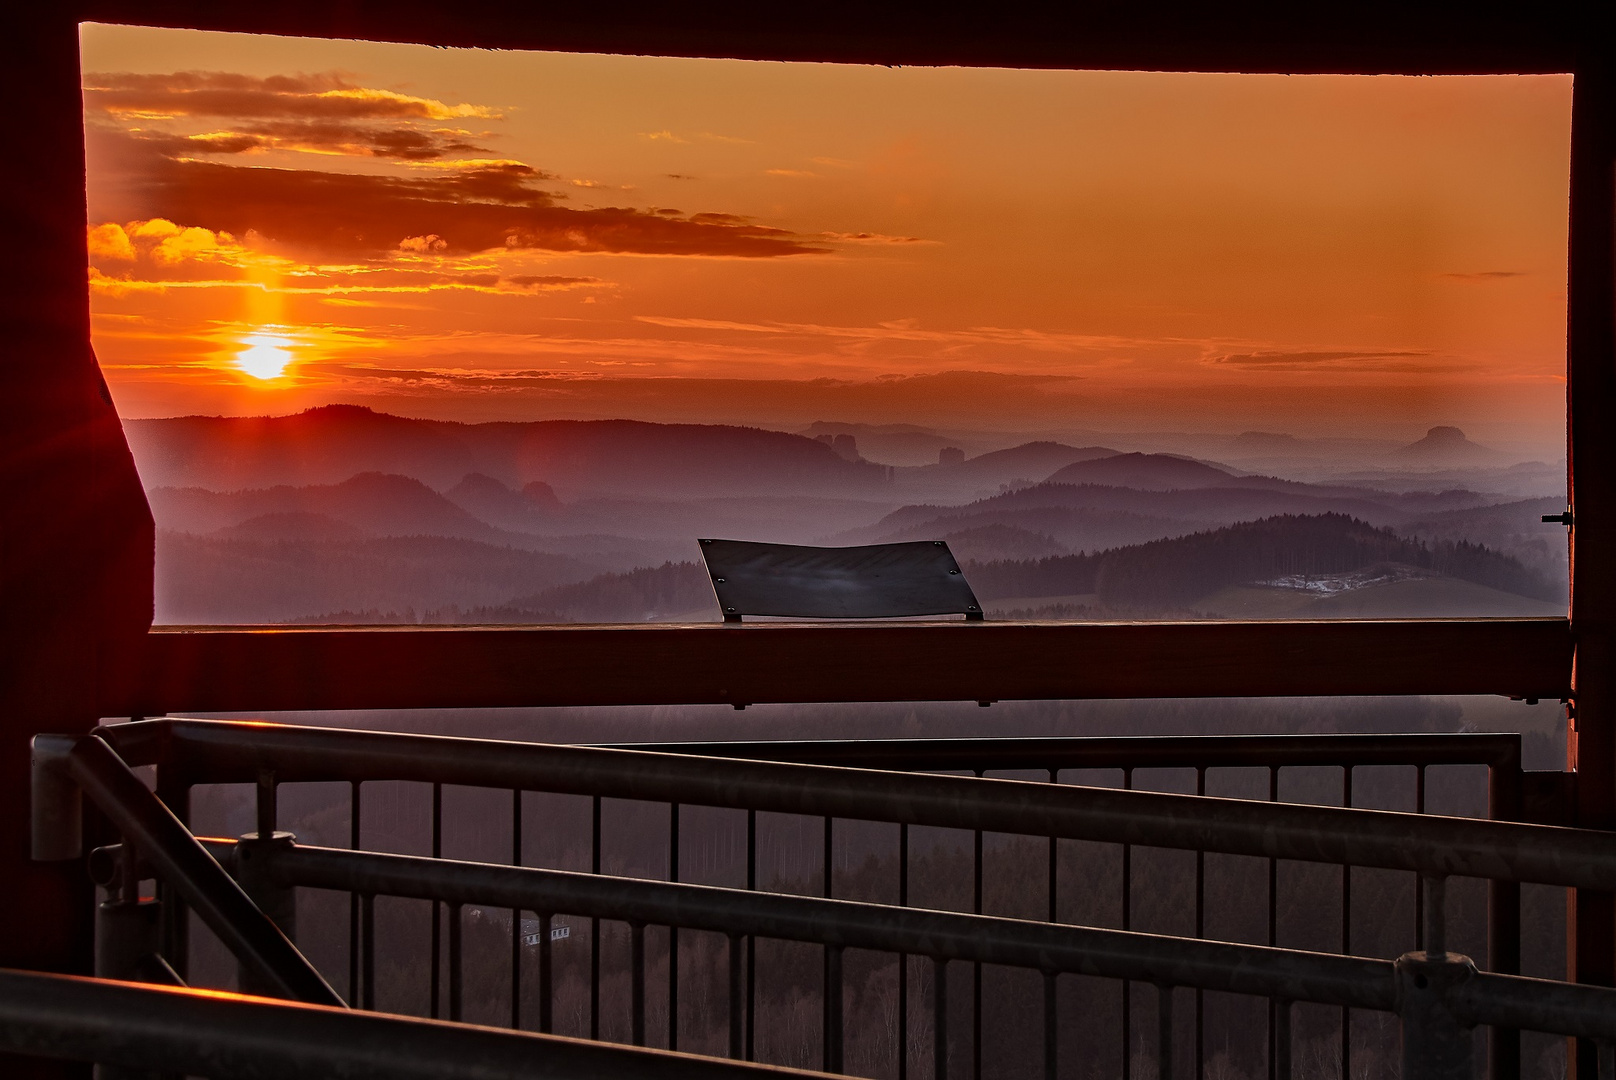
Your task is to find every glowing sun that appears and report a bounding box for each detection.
[235,335,293,380]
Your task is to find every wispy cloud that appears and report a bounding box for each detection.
[1440,270,1527,281]
[1207,349,1448,373]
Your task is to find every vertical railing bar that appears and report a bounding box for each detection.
[430,781,442,1019]
[511,788,522,1031]
[1341,765,1353,1080]
[1123,766,1134,1080]
[728,933,744,1060]
[1043,971,1057,1080]
[154,766,191,983]
[1274,999,1292,1080]
[1048,769,1059,924]
[448,902,463,1023]
[348,779,361,1007]
[255,768,276,841]
[591,794,602,1042]
[631,921,647,1047]
[1489,747,1525,1080]
[360,892,375,1012]
[1415,765,1427,953]
[1266,765,1278,1080]
[670,801,680,1052]
[1425,873,1448,957]
[538,912,553,1035]
[827,945,844,1074]
[900,820,910,1080]
[1157,984,1173,1080]
[1194,766,1205,1080]
[824,813,834,1071]
[972,770,983,1080]
[746,808,757,1063]
[934,958,949,1080]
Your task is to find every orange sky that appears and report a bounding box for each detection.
[81,24,1572,453]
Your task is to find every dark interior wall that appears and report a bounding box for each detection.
[0,5,152,992]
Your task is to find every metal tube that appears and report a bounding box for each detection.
[671,802,681,1052]
[1488,750,1525,1080]
[256,769,276,841]
[44,735,342,1007]
[592,794,602,1042]
[211,839,1401,1012]
[539,912,554,1034]
[632,922,646,1047]
[0,967,840,1080]
[729,935,744,1060]
[900,820,910,1080]
[349,780,361,1007]
[511,788,522,1030]
[746,808,756,1063]
[360,894,375,1010]
[1274,1000,1292,1080]
[1157,984,1173,1080]
[110,720,1616,892]
[1124,767,1134,1080]
[1043,972,1056,1080]
[1425,875,1448,958]
[1194,767,1205,1080]
[972,776,983,1080]
[429,782,441,1020]
[1267,766,1278,1080]
[1341,766,1352,1080]
[827,945,844,1074]
[1396,953,1475,1080]
[448,903,462,1023]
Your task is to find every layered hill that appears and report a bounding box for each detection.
[126,405,890,499]
[965,512,1562,613]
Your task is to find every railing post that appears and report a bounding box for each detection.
[232,831,299,998]
[1396,952,1477,1080]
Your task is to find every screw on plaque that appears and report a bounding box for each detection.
[949,569,960,575]
[715,577,726,583]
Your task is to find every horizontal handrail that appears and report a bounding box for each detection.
[105,618,1573,712]
[30,733,344,1007]
[197,837,1401,1011]
[0,967,829,1080]
[99,719,1612,890]
[604,732,1524,771]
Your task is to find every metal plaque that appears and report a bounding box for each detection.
[698,538,983,621]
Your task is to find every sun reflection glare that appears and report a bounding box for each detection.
[234,335,293,380]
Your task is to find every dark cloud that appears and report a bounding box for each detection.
[83,70,496,122]
[506,275,604,290]
[131,153,826,258]
[1210,350,1442,373]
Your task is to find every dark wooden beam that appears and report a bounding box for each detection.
[76,0,1587,74]
[105,619,1573,715]
[1566,57,1616,1079]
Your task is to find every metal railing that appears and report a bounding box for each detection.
[101,719,1541,1077]
[26,718,1613,1080]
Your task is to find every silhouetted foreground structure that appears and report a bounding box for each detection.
[2,2,1613,1079]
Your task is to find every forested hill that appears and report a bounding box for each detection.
[964,513,1562,608]
[302,512,1558,623]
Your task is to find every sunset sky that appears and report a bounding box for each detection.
[82,24,1572,452]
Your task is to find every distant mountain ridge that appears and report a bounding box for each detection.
[126,405,890,498]
[965,512,1561,610]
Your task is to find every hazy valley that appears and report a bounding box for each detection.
[133,405,1568,625]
